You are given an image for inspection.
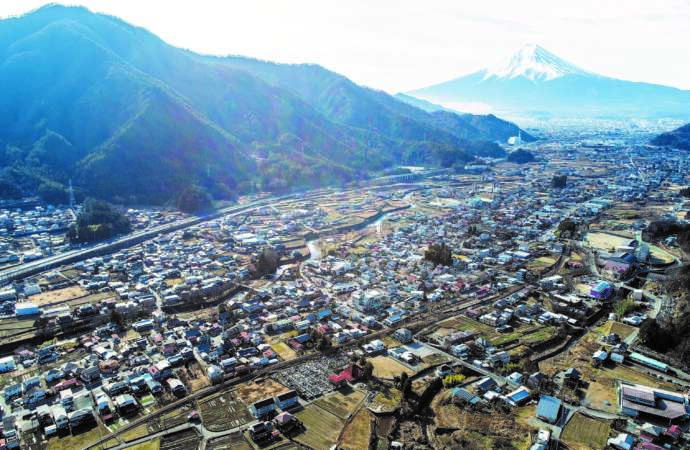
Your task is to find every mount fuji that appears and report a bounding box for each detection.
[407,44,690,120]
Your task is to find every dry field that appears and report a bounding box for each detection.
[271,342,298,361]
[313,389,365,419]
[199,390,253,432]
[599,321,637,340]
[31,285,86,305]
[560,412,610,450]
[236,379,291,405]
[294,404,345,450]
[585,232,634,252]
[369,356,415,379]
[338,409,372,450]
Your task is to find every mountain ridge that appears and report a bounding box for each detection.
[0,4,532,204]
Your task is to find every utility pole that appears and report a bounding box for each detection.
[68,179,75,210]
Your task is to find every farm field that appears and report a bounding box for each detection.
[585,232,633,252]
[526,256,557,272]
[271,342,297,361]
[294,404,345,450]
[599,321,637,340]
[430,391,532,449]
[441,315,498,339]
[199,390,253,432]
[125,441,160,450]
[31,285,87,305]
[560,412,610,450]
[598,364,677,391]
[339,409,373,450]
[584,377,618,413]
[160,429,202,450]
[121,424,150,442]
[313,389,365,419]
[207,432,253,450]
[369,356,415,379]
[46,421,112,450]
[236,379,291,405]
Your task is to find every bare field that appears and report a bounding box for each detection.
[561,413,610,450]
[339,409,372,450]
[31,285,87,305]
[599,321,636,340]
[313,389,365,419]
[585,232,633,252]
[236,379,290,405]
[271,342,298,361]
[369,356,415,379]
[199,390,253,432]
[295,404,345,450]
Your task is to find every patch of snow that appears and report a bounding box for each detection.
[482,44,587,82]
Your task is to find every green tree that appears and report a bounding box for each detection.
[363,361,374,380]
[425,242,453,266]
[177,185,214,213]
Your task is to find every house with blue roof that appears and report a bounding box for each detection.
[316,309,332,321]
[536,395,561,424]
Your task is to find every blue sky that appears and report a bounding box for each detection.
[2,0,690,92]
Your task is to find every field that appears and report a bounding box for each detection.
[294,404,345,450]
[441,315,498,339]
[339,409,372,450]
[31,285,87,305]
[369,356,415,379]
[585,232,633,252]
[560,412,610,450]
[313,389,365,419]
[649,245,675,264]
[160,429,202,450]
[121,424,150,442]
[584,377,618,413]
[371,388,401,412]
[125,441,160,450]
[519,327,557,345]
[526,256,557,272]
[430,391,532,450]
[207,432,253,450]
[46,421,112,450]
[0,319,35,338]
[599,364,677,391]
[271,341,298,361]
[236,379,291,405]
[599,321,637,340]
[199,390,253,432]
[539,331,601,380]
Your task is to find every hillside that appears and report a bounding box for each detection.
[650,123,690,150]
[0,5,532,205]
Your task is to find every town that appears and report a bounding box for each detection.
[0,134,689,450]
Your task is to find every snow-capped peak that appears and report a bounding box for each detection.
[482,44,586,82]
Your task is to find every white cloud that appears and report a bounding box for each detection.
[1,0,689,92]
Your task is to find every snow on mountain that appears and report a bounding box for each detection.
[406,43,690,120]
[482,44,586,82]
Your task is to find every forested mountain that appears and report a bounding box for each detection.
[0,5,530,204]
[651,123,690,150]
